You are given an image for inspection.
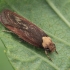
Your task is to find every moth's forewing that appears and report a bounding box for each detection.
[0,10,48,47]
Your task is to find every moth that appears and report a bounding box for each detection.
[0,9,57,60]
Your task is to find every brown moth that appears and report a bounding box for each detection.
[0,9,57,60]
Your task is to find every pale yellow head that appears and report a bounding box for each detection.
[42,37,56,54]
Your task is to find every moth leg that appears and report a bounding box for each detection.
[2,30,13,33]
[45,50,52,61]
[55,49,58,54]
[0,15,1,22]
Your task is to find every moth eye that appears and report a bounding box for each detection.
[45,48,51,52]
[46,48,49,50]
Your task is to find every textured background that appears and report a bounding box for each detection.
[0,0,70,70]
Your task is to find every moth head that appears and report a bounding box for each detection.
[42,37,57,54]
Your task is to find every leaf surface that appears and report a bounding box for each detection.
[0,0,70,70]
